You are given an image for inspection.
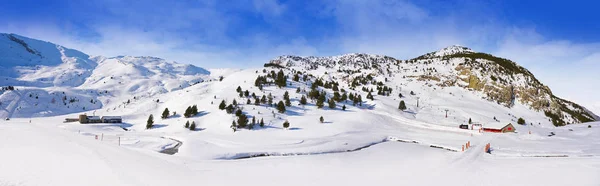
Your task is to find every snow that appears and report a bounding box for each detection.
[1,35,599,186]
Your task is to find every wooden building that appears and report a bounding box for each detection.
[483,122,516,133]
[101,116,122,123]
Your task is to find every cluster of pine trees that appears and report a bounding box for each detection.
[184,120,196,131]
[184,105,199,118]
[1,86,15,91]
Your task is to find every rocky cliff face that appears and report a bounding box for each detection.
[268,45,597,126]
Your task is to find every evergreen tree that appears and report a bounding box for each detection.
[260,118,265,127]
[468,118,472,124]
[277,101,286,113]
[316,98,325,108]
[232,99,237,106]
[296,87,301,93]
[349,93,355,101]
[320,116,324,123]
[191,105,198,116]
[283,120,290,129]
[398,93,403,98]
[235,109,243,117]
[300,95,307,105]
[333,92,341,102]
[328,98,336,109]
[517,117,525,125]
[367,92,374,100]
[341,93,347,102]
[293,74,300,81]
[247,99,251,104]
[231,121,237,131]
[146,114,154,129]
[219,100,227,110]
[236,86,242,93]
[184,106,192,118]
[276,70,287,87]
[190,121,196,131]
[398,101,407,110]
[285,98,291,107]
[342,105,346,110]
[161,108,170,119]
[261,95,267,104]
[410,91,415,95]
[255,97,260,105]
[185,120,190,128]
[239,91,244,97]
[226,104,235,114]
[244,90,249,97]
[284,91,290,100]
[237,114,248,128]
[267,93,273,106]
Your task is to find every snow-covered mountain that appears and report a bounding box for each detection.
[0,34,210,118]
[268,45,598,126]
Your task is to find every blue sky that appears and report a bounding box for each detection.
[1,0,599,114]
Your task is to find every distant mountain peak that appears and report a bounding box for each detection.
[433,45,474,57]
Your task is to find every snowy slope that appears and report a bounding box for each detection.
[0,34,210,118]
[1,35,599,186]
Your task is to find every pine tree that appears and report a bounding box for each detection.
[235,109,243,117]
[191,105,198,116]
[226,104,235,114]
[293,74,300,81]
[328,99,336,109]
[146,114,154,129]
[284,91,290,100]
[184,106,192,118]
[267,93,273,106]
[316,98,324,108]
[367,92,374,100]
[219,100,226,110]
[296,87,301,93]
[236,86,242,93]
[320,116,324,123]
[261,95,267,104]
[237,114,248,128]
[244,90,249,97]
[232,99,237,106]
[231,121,237,131]
[300,95,307,105]
[161,108,170,119]
[260,118,265,127]
[276,70,286,87]
[255,97,260,105]
[333,92,341,102]
[398,101,407,110]
[185,121,190,128]
[468,118,472,124]
[349,93,355,101]
[517,117,525,125]
[277,101,286,113]
[239,91,244,97]
[341,93,347,102]
[398,93,403,98]
[283,120,290,129]
[342,105,346,110]
[190,121,196,131]
[285,98,291,107]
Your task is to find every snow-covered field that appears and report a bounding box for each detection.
[1,118,599,186]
